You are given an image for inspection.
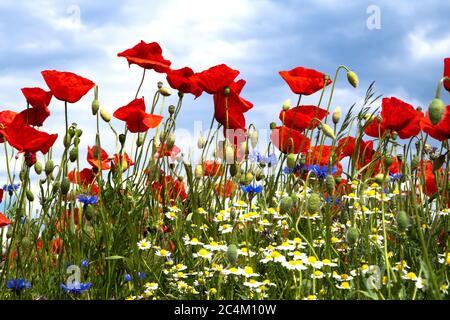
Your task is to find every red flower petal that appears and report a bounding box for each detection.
[41,70,95,103]
[193,64,240,94]
[117,41,171,73]
[166,67,203,98]
[87,145,110,170]
[280,105,328,132]
[15,107,51,127]
[0,212,11,228]
[0,110,18,143]
[21,87,52,109]
[270,126,310,154]
[444,58,450,93]
[279,67,331,95]
[421,105,450,141]
[113,97,163,133]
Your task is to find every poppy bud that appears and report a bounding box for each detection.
[119,134,126,146]
[225,146,234,163]
[60,178,71,195]
[223,86,231,96]
[52,181,60,195]
[384,155,394,168]
[270,122,277,130]
[332,107,341,124]
[229,163,239,177]
[286,153,296,169]
[197,136,205,149]
[26,189,34,202]
[346,227,359,245]
[321,123,336,140]
[282,99,291,111]
[396,210,409,232]
[168,105,175,115]
[249,131,258,149]
[240,141,249,156]
[226,244,238,265]
[136,134,144,147]
[428,98,445,125]
[166,134,176,150]
[63,133,71,148]
[279,197,293,215]
[433,154,446,171]
[157,81,163,89]
[92,99,99,115]
[307,193,322,214]
[100,108,111,122]
[34,161,43,175]
[68,126,76,137]
[411,155,419,171]
[195,165,203,178]
[299,157,306,166]
[69,148,78,163]
[246,172,254,183]
[391,131,398,140]
[347,70,359,88]
[159,87,171,97]
[325,174,335,194]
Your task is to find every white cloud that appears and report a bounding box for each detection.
[408,28,450,61]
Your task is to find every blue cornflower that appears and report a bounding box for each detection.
[124,274,132,282]
[389,172,402,181]
[138,272,146,280]
[326,197,341,204]
[81,260,89,268]
[306,165,337,179]
[283,167,294,174]
[6,278,31,292]
[61,282,92,294]
[240,185,263,193]
[248,150,262,163]
[261,154,278,167]
[77,195,98,205]
[3,184,20,193]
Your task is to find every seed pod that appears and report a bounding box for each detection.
[63,133,71,148]
[325,174,336,194]
[226,244,238,265]
[270,122,277,130]
[332,107,341,124]
[285,153,296,169]
[34,161,43,175]
[346,227,360,245]
[307,193,322,214]
[100,108,111,122]
[279,197,293,215]
[282,98,291,111]
[159,87,171,97]
[347,70,359,88]
[223,86,231,96]
[194,165,203,178]
[428,98,445,125]
[396,210,409,232]
[119,134,126,146]
[26,189,34,202]
[157,81,163,89]
[321,123,336,140]
[60,177,71,195]
[69,147,78,162]
[168,105,175,115]
[92,99,99,115]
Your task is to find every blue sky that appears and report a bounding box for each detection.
[0,0,449,170]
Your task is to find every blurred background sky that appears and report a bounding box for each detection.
[0,0,449,180]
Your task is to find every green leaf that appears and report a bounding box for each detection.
[105,255,126,260]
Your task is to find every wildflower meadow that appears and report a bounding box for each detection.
[1,40,450,301]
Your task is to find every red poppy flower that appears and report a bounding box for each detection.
[51,237,63,255]
[214,79,253,114]
[113,152,134,171]
[41,70,95,103]
[270,126,310,154]
[151,174,187,203]
[155,144,181,161]
[420,105,450,141]
[113,97,163,133]
[215,180,237,198]
[203,160,223,177]
[279,67,332,95]
[87,145,111,170]
[0,110,18,143]
[337,136,374,167]
[0,189,3,203]
[117,41,171,73]
[0,212,11,228]
[365,97,423,139]
[193,64,240,94]
[14,107,51,127]
[417,161,438,197]
[166,67,203,98]
[68,168,96,186]
[21,87,53,109]
[5,117,57,154]
[280,105,328,132]
[444,58,450,93]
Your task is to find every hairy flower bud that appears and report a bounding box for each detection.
[26,189,34,202]
[60,177,71,195]
[34,161,43,175]
[282,98,291,111]
[428,98,445,125]
[226,244,238,265]
[347,70,359,88]
[69,147,78,163]
[307,193,322,214]
[286,153,296,169]
[92,99,99,115]
[346,227,359,245]
[332,106,341,124]
[159,87,171,97]
[321,123,336,140]
[100,108,111,122]
[279,197,293,215]
[194,165,203,179]
[325,174,336,194]
[396,210,409,232]
[45,160,54,176]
